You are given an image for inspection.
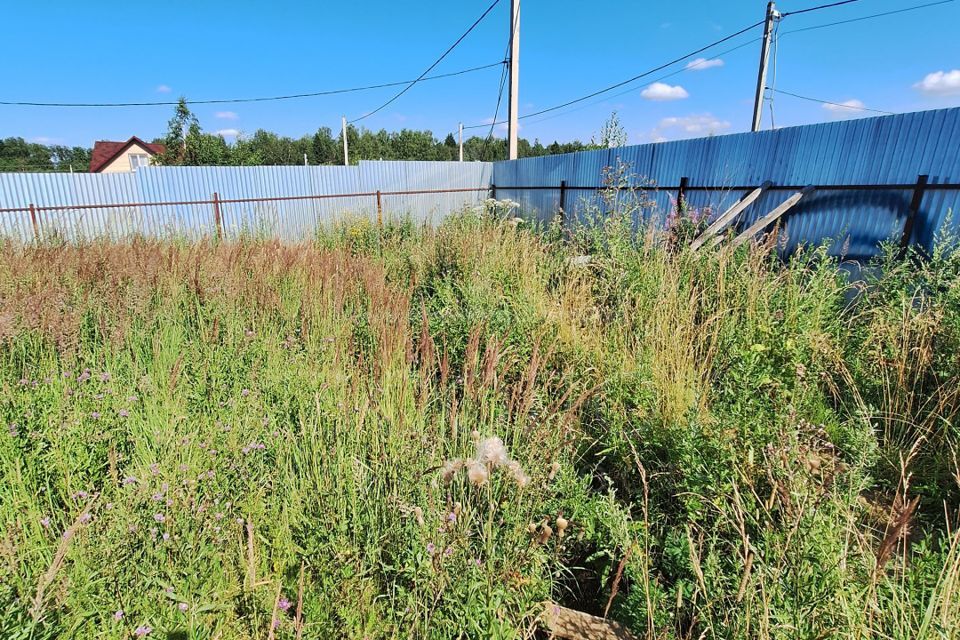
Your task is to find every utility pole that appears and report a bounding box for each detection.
[341,116,349,166]
[458,122,464,162]
[507,0,520,159]
[751,1,779,132]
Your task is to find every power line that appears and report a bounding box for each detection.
[348,0,502,123]
[0,62,503,108]
[770,88,896,115]
[780,0,864,17]
[463,18,765,129]
[780,0,954,35]
[479,40,512,160]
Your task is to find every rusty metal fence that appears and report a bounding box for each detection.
[0,186,494,243]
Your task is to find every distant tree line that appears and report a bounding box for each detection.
[1,99,625,171]
[0,137,92,172]
[153,99,598,167]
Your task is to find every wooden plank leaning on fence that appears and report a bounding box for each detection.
[727,185,816,250]
[540,601,638,640]
[690,180,772,251]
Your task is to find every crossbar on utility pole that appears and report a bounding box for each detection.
[751,2,778,132]
[507,0,520,160]
[341,116,349,166]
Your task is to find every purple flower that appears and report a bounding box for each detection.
[40,516,51,528]
[278,597,292,612]
[72,491,89,500]
[89,412,101,420]
[118,409,130,418]
[79,512,92,524]
[127,395,138,403]
[77,370,91,383]
[99,372,111,382]
[113,609,123,621]
[162,532,170,541]
[154,513,165,523]
[134,625,152,637]
[152,493,164,502]
[426,543,436,556]
[447,512,456,523]
[240,388,250,397]
[178,602,188,612]
[122,476,138,486]
[444,546,453,557]
[272,617,281,630]
[149,463,159,475]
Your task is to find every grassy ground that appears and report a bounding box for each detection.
[1,199,959,639]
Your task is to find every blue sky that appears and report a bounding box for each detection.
[2,0,958,148]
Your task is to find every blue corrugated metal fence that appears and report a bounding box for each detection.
[493,107,960,257]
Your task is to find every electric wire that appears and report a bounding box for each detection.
[348,0,502,123]
[780,0,864,17]
[780,0,954,35]
[0,62,504,108]
[770,88,896,114]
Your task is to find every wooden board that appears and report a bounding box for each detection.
[729,185,815,249]
[690,181,772,251]
[540,602,638,640]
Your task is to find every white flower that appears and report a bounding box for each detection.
[466,460,489,486]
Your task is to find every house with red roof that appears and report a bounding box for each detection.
[89,136,165,173]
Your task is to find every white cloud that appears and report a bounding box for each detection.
[685,57,724,71]
[913,69,960,96]
[215,111,238,120]
[640,82,689,101]
[216,128,240,138]
[822,99,868,117]
[649,113,731,141]
[155,84,172,94]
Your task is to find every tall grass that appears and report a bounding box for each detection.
[0,201,958,638]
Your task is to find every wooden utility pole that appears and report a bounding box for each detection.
[507,0,520,159]
[341,116,349,166]
[751,2,778,132]
[459,122,464,162]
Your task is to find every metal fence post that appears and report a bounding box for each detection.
[899,174,928,255]
[376,190,383,227]
[212,192,224,241]
[490,183,497,201]
[677,176,689,215]
[28,203,40,243]
[559,179,567,225]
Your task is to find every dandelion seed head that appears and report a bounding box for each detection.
[466,460,489,486]
[476,437,508,467]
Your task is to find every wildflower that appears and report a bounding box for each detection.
[89,412,101,420]
[444,546,453,557]
[447,512,457,523]
[278,597,292,612]
[556,516,569,538]
[100,372,111,382]
[154,513,165,523]
[506,460,530,488]
[106,503,114,510]
[73,490,89,500]
[440,459,463,483]
[162,532,170,541]
[79,512,92,524]
[8,423,18,437]
[548,461,561,480]
[122,476,138,486]
[149,463,160,475]
[134,625,152,637]
[118,409,130,418]
[127,395,137,403]
[40,516,51,528]
[178,602,188,612]
[113,610,123,621]
[537,524,553,545]
[152,493,164,502]
[272,618,281,630]
[77,370,91,383]
[426,542,436,556]
[466,460,489,486]
[241,388,250,397]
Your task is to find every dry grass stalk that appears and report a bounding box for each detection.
[29,499,95,621]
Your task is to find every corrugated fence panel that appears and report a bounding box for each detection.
[0,162,490,242]
[493,107,960,256]
[359,161,492,224]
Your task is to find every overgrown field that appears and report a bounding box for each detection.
[1,202,959,639]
